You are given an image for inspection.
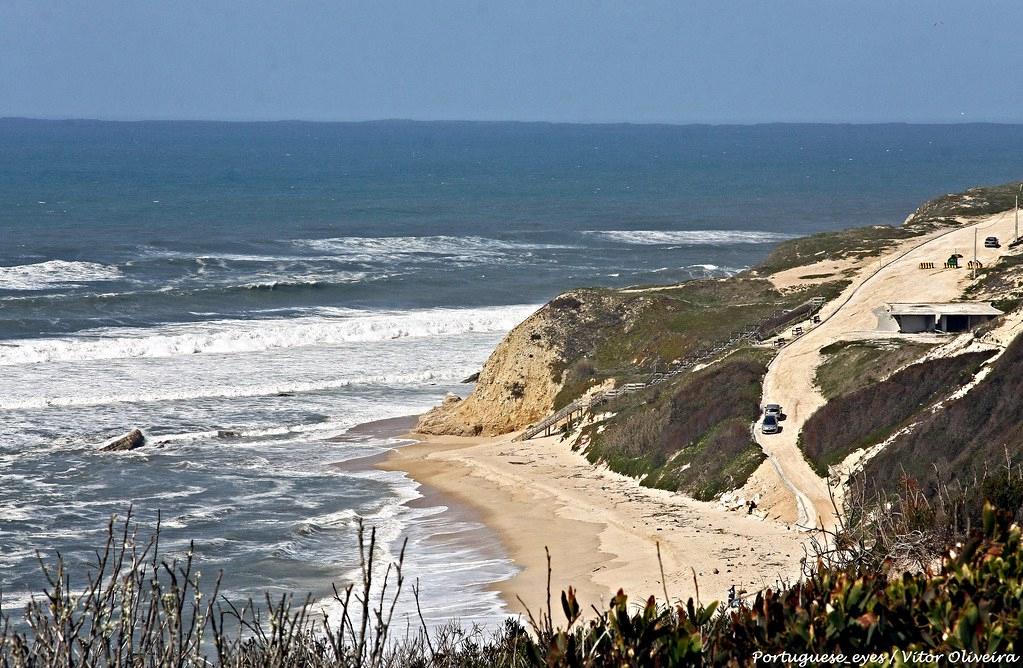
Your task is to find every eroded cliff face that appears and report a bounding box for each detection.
[415,290,638,436]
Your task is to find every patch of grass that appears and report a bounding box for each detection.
[800,351,994,476]
[754,225,920,275]
[814,339,935,399]
[643,418,766,500]
[11,498,1023,665]
[552,278,847,409]
[866,334,1023,496]
[754,182,1022,277]
[583,347,771,500]
[965,252,1023,301]
[907,180,1023,225]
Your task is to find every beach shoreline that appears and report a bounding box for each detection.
[378,428,807,617]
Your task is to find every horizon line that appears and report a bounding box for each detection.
[3,116,1023,128]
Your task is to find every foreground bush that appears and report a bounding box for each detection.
[4,503,1023,666]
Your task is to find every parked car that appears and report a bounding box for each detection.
[985,236,1000,248]
[764,403,782,418]
[761,414,780,434]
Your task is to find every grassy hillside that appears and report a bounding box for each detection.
[552,279,848,409]
[801,351,994,476]
[865,335,1023,494]
[906,180,1023,225]
[753,225,920,275]
[965,252,1023,314]
[753,181,1022,276]
[582,348,770,500]
[814,339,934,399]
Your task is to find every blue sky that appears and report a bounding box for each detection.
[2,1,1021,123]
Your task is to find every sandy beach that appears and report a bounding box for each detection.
[379,430,806,617]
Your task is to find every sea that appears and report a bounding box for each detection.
[1,119,1022,628]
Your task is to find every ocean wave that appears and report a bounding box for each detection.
[147,419,362,446]
[633,263,743,277]
[0,304,538,366]
[0,260,123,291]
[0,367,475,410]
[0,272,390,303]
[583,230,798,245]
[292,235,573,262]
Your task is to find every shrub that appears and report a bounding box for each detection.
[585,352,768,500]
[800,351,992,475]
[7,500,1023,666]
[866,335,1023,495]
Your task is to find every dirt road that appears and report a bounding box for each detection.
[755,210,1018,530]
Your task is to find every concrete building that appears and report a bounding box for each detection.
[874,302,1003,334]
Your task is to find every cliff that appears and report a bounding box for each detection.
[415,290,644,436]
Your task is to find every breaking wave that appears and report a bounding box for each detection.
[0,367,477,410]
[0,304,539,366]
[583,230,798,245]
[292,235,574,262]
[0,260,123,291]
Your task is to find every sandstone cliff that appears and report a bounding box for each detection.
[415,290,641,436]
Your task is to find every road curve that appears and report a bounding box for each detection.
[755,211,1017,530]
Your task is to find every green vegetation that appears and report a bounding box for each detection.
[965,252,1023,314]
[814,339,934,399]
[552,278,848,409]
[906,180,1023,226]
[754,225,920,275]
[9,500,1023,666]
[800,351,993,476]
[582,348,770,500]
[754,182,1022,277]
[865,334,1023,496]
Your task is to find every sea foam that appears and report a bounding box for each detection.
[583,230,798,245]
[292,235,573,262]
[0,304,539,366]
[0,260,123,290]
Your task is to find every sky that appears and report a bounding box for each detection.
[2,1,1022,124]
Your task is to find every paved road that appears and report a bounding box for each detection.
[755,211,1017,530]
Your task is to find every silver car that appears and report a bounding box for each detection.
[764,403,782,418]
[761,414,780,434]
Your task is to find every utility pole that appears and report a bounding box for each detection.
[1016,183,1022,242]
[973,229,978,280]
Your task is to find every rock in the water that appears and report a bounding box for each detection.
[461,371,480,383]
[101,429,146,452]
[217,430,241,439]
